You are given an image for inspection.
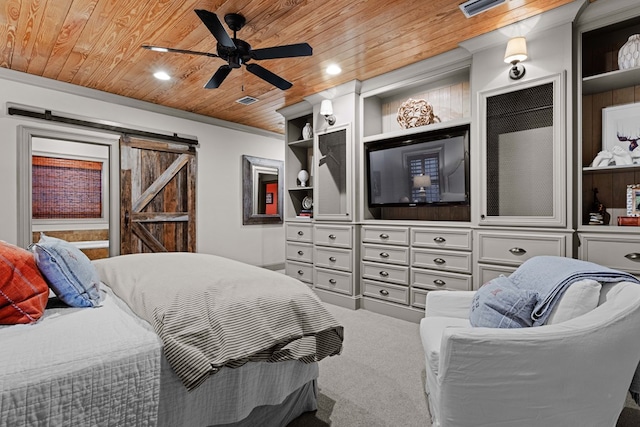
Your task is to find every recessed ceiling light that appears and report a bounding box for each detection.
[153,71,171,80]
[326,64,342,75]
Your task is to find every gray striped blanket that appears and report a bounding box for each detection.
[93,252,344,391]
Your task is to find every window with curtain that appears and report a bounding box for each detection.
[408,153,440,203]
[32,156,103,219]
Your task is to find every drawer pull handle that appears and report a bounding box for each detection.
[509,247,527,255]
[297,231,304,236]
[329,234,336,240]
[433,258,446,265]
[380,252,390,258]
[379,271,389,277]
[329,279,337,285]
[297,250,304,256]
[433,279,446,286]
[379,289,389,296]
[380,233,389,239]
[434,237,446,243]
[297,270,304,275]
[329,256,337,262]
[625,253,640,261]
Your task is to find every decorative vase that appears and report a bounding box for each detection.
[302,122,313,140]
[297,169,309,187]
[618,34,640,70]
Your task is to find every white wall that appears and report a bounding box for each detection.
[0,70,286,267]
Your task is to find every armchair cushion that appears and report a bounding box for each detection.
[546,279,601,324]
[469,275,538,328]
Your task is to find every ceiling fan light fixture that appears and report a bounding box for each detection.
[153,71,171,80]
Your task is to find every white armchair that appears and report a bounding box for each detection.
[420,282,640,427]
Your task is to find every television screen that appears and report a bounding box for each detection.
[366,125,470,207]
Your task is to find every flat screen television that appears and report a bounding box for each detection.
[365,125,470,208]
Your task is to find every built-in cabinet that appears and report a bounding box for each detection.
[576,5,640,271]
[279,103,360,310]
[279,1,640,322]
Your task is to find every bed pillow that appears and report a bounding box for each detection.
[469,275,539,328]
[0,240,49,324]
[32,234,103,308]
[546,279,602,325]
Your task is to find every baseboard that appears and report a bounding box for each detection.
[313,288,361,310]
[361,297,425,323]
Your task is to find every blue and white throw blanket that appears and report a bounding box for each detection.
[509,256,639,327]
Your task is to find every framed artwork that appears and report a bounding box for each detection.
[603,103,640,153]
[265,192,273,204]
[627,184,640,216]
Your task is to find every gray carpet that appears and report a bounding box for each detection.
[288,302,640,427]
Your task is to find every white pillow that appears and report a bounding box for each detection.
[546,279,602,324]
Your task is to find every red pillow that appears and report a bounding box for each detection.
[0,241,49,324]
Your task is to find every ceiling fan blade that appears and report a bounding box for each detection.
[141,45,219,58]
[204,65,232,89]
[194,9,235,49]
[251,43,313,60]
[245,63,292,90]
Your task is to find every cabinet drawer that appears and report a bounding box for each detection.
[411,248,472,273]
[411,287,430,310]
[361,226,409,245]
[286,223,313,243]
[476,264,517,289]
[363,279,409,305]
[286,242,313,263]
[314,225,352,248]
[314,268,352,295]
[411,228,472,250]
[314,247,352,272]
[476,231,567,266]
[580,234,640,275]
[411,268,472,291]
[361,261,409,285]
[285,260,313,284]
[362,243,409,265]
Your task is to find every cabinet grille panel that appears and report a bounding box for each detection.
[485,82,554,217]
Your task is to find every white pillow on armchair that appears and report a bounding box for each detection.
[546,279,602,324]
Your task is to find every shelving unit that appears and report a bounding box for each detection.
[579,14,640,229]
[285,113,314,221]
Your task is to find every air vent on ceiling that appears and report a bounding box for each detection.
[235,96,259,105]
[459,0,506,18]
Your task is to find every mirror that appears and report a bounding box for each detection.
[242,155,284,225]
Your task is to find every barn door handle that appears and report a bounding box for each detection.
[124,210,130,227]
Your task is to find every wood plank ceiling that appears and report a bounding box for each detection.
[1,0,577,135]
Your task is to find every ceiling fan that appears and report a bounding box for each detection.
[142,9,312,90]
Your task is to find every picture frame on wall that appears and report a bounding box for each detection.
[266,192,273,204]
[626,184,640,216]
[603,103,640,155]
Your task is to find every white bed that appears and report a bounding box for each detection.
[0,252,343,426]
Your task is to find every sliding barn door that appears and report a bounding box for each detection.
[120,136,196,254]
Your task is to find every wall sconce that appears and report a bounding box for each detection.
[413,174,431,193]
[504,36,528,80]
[320,100,336,125]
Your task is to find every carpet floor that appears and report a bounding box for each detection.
[288,302,640,427]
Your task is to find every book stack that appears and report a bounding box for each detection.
[588,212,604,225]
[296,209,313,219]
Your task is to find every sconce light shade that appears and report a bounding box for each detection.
[320,99,336,125]
[504,37,528,80]
[413,174,431,192]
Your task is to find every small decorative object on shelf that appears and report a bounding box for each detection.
[297,169,309,187]
[627,184,640,216]
[588,188,610,225]
[396,98,440,129]
[618,34,640,70]
[302,122,313,140]
[618,216,640,226]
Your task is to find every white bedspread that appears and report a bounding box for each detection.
[0,287,162,427]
